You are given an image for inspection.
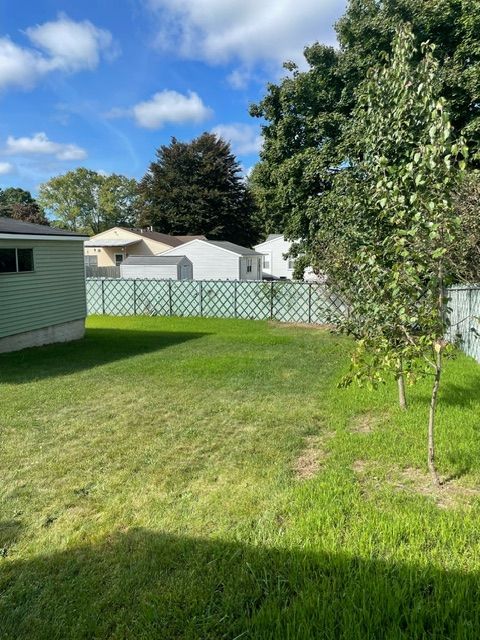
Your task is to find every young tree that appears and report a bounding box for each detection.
[137,133,259,246]
[320,25,468,483]
[0,188,49,225]
[38,169,138,234]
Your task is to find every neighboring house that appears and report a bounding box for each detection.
[0,217,88,353]
[254,234,295,279]
[160,239,263,280]
[84,227,205,267]
[120,255,193,280]
[254,234,321,282]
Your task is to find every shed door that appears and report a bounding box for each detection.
[180,263,191,280]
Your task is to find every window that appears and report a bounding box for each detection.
[263,254,270,269]
[114,253,124,266]
[85,255,98,267]
[287,257,295,270]
[0,248,34,273]
[246,258,253,273]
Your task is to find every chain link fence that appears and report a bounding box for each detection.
[85,278,480,362]
[447,286,480,363]
[86,278,347,325]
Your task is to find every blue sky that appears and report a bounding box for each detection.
[0,0,346,194]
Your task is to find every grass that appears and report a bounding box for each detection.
[1,315,480,639]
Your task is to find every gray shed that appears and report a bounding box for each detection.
[120,255,193,280]
[0,217,88,353]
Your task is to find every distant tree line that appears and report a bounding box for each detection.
[1,133,260,244]
[0,188,48,226]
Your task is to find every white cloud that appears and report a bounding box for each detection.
[4,133,87,161]
[146,0,345,67]
[0,38,50,90]
[0,14,117,92]
[226,68,252,90]
[0,161,14,175]
[212,123,262,155]
[26,14,118,71]
[109,90,213,129]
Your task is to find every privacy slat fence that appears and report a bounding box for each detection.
[86,278,347,325]
[447,286,480,363]
[85,266,120,278]
[85,279,480,362]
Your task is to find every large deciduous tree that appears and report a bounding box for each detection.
[38,169,138,234]
[452,171,480,283]
[251,0,480,255]
[0,187,49,225]
[137,133,259,246]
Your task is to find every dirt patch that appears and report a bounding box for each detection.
[352,459,369,474]
[350,412,388,434]
[352,460,480,508]
[269,321,335,331]
[394,467,480,509]
[294,434,331,480]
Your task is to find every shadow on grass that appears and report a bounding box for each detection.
[0,528,479,639]
[0,328,209,384]
[0,520,23,557]
[413,367,480,410]
[438,375,480,409]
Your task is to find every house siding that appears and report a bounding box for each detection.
[254,236,294,279]
[163,241,240,280]
[0,239,86,338]
[120,264,177,279]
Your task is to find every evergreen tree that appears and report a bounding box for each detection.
[137,133,259,246]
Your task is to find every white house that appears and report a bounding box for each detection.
[254,234,320,282]
[160,239,263,280]
[120,255,193,280]
[254,234,295,279]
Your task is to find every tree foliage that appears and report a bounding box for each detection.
[452,171,480,283]
[137,133,259,246]
[250,45,345,248]
[320,24,468,481]
[251,0,480,257]
[38,169,138,234]
[0,187,48,225]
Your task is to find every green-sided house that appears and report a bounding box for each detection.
[0,217,88,353]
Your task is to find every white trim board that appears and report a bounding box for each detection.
[0,234,87,241]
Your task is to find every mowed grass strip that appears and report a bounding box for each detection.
[0,315,480,639]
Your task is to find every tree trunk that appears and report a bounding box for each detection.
[396,360,407,410]
[428,347,442,486]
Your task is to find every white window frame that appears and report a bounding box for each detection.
[246,258,253,273]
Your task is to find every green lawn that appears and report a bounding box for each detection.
[1,316,480,639]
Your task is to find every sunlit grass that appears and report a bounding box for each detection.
[1,315,479,638]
